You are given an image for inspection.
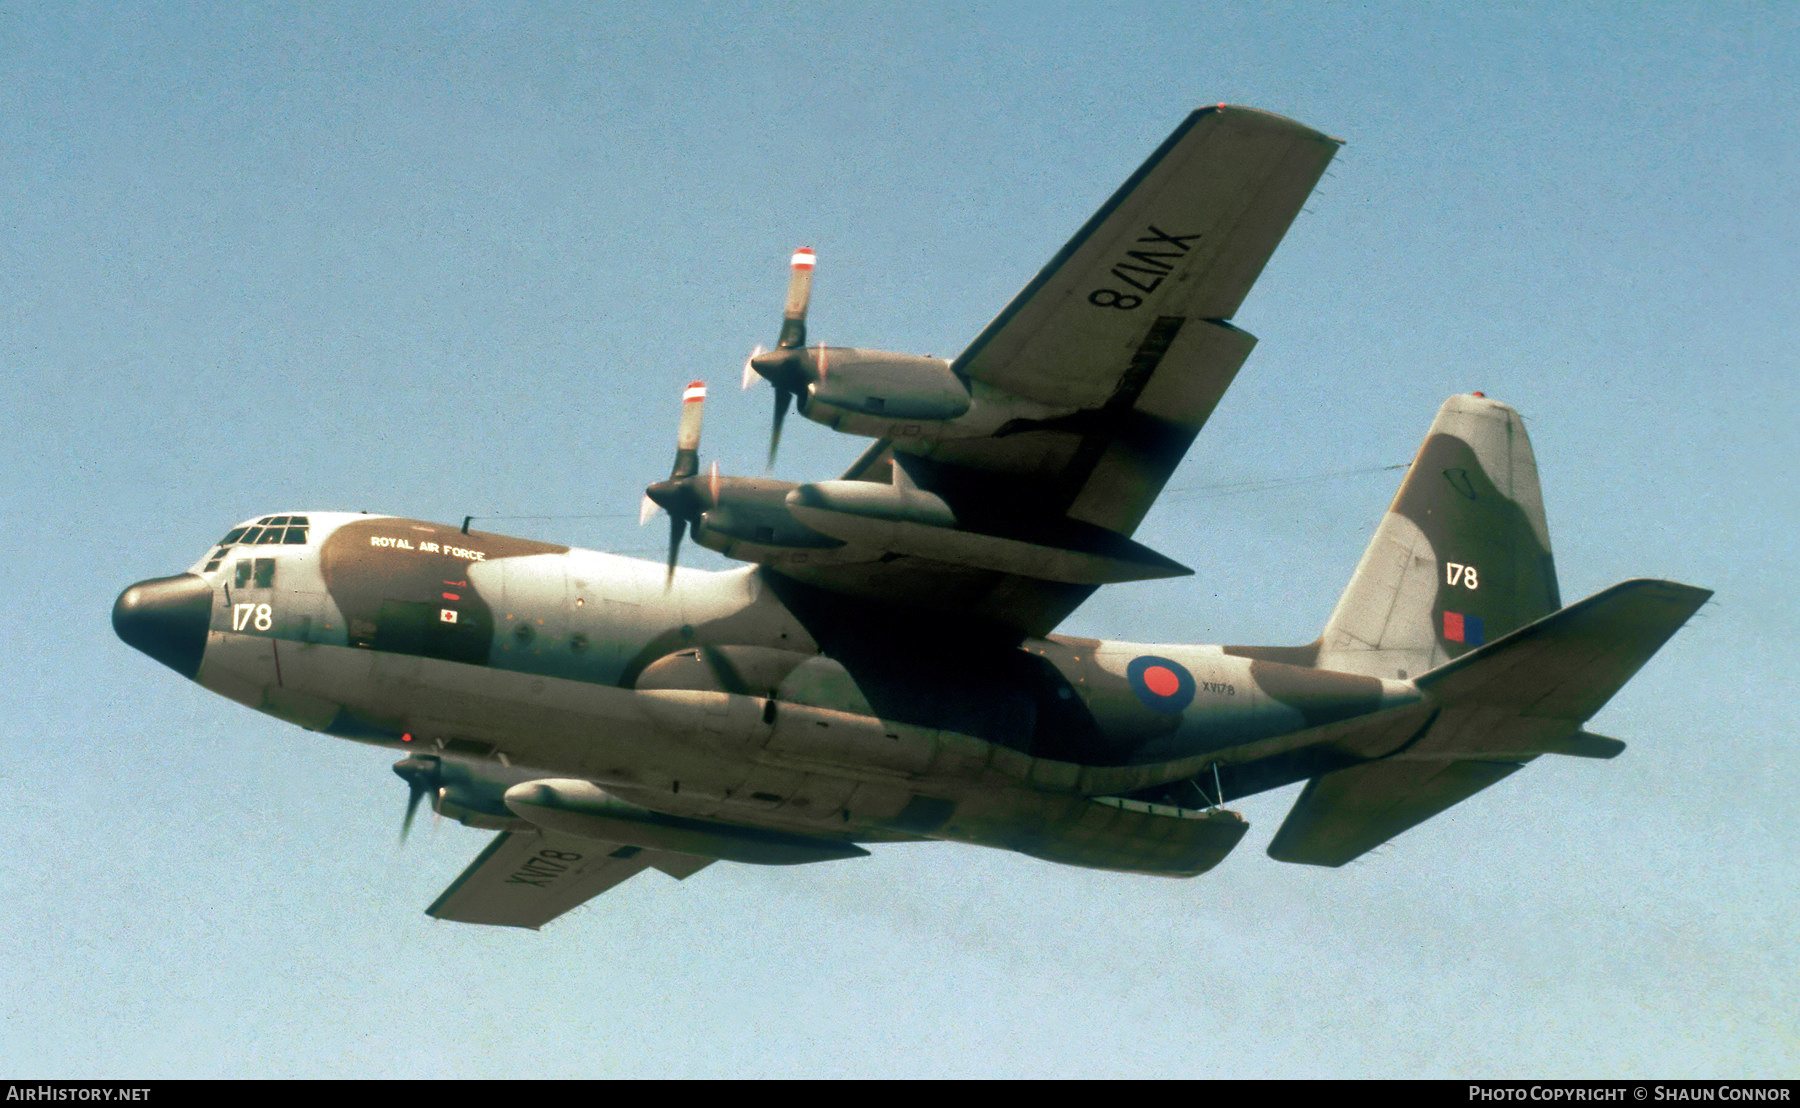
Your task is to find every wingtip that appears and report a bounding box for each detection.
[1191,103,1343,146]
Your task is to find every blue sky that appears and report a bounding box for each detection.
[3,2,1795,1077]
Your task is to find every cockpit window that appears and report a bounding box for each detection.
[209,517,310,571]
[233,558,276,589]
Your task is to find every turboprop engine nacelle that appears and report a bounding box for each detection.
[688,477,841,554]
[393,754,537,833]
[752,347,972,422]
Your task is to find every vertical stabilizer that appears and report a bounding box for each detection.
[1316,394,1559,680]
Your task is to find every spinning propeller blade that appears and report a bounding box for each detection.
[665,513,684,586]
[742,248,820,466]
[641,381,713,588]
[769,386,793,468]
[393,754,441,845]
[778,247,815,350]
[741,344,765,391]
[672,380,706,480]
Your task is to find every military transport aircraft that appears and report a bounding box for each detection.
[114,106,1708,929]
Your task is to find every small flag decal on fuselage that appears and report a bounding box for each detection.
[440,609,458,624]
[1443,610,1484,644]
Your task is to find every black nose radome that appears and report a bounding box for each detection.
[114,573,213,680]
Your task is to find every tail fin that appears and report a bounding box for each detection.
[1317,394,1560,680]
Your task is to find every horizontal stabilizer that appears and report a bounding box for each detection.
[1268,578,1706,867]
[1415,578,1710,721]
[1267,757,1523,867]
[1549,730,1626,760]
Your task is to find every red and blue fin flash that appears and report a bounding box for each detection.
[1443,610,1485,645]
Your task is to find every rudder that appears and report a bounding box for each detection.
[1317,394,1560,680]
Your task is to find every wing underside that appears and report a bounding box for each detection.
[925,106,1340,530]
[428,828,712,930]
[769,107,1341,636]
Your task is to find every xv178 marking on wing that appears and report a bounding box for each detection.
[507,849,586,888]
[1088,226,1204,309]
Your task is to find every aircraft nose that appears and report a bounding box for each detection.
[113,573,213,680]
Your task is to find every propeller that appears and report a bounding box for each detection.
[740,344,765,391]
[640,381,713,586]
[392,754,442,844]
[742,247,820,466]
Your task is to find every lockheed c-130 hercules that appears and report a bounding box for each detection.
[114,106,1708,929]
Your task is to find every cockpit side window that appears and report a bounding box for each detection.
[233,558,277,588]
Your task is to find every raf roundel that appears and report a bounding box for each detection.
[1127,655,1196,713]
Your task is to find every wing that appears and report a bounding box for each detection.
[954,105,1338,433]
[770,107,1340,636]
[924,105,1339,528]
[427,827,713,930]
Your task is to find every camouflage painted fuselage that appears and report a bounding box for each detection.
[159,512,1416,877]
[116,393,1710,904]
[111,102,1710,923]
